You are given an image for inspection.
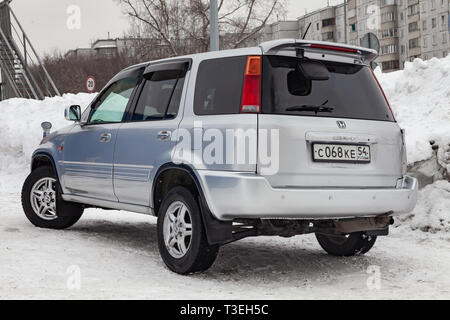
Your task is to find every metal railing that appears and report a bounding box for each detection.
[0,1,60,99]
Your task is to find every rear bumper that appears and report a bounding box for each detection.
[196,170,418,221]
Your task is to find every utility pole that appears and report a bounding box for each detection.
[344,0,348,44]
[210,0,219,51]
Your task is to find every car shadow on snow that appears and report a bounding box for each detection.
[66,216,390,284]
[68,217,159,254]
[207,240,389,283]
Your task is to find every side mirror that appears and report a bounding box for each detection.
[65,105,81,122]
[298,60,330,81]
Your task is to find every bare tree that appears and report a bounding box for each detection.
[39,51,138,94]
[117,0,286,58]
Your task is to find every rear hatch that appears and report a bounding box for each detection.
[257,49,403,189]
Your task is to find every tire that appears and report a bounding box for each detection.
[315,232,377,257]
[157,186,220,275]
[21,166,84,230]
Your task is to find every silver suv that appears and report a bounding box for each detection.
[22,39,418,274]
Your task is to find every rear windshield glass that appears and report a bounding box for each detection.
[261,55,395,122]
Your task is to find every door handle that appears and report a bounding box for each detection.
[100,133,112,143]
[157,131,172,141]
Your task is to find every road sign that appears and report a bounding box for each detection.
[361,33,380,69]
[86,76,96,93]
[361,32,380,54]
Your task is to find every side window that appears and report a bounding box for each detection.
[194,56,247,115]
[132,70,186,121]
[89,77,139,124]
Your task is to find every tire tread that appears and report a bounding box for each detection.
[315,232,377,257]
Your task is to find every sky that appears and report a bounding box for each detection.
[9,0,344,56]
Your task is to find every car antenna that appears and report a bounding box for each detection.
[302,22,312,39]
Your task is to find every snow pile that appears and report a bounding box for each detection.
[375,55,450,166]
[376,56,450,233]
[396,180,450,233]
[0,93,95,194]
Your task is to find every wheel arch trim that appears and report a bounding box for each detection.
[30,151,67,198]
[31,152,59,176]
[151,163,205,211]
[151,163,232,245]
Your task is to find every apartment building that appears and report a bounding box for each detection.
[260,0,450,72]
[335,3,347,43]
[261,6,341,43]
[418,0,449,59]
[396,0,449,66]
[349,0,400,71]
[260,21,299,42]
[65,38,146,59]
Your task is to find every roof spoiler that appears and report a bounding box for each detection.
[259,39,378,64]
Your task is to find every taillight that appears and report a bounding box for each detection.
[401,129,407,175]
[241,56,262,113]
[370,68,396,122]
[310,44,358,54]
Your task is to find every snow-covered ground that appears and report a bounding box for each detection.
[1,195,450,300]
[0,56,449,299]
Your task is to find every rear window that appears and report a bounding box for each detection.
[261,55,395,122]
[194,56,246,115]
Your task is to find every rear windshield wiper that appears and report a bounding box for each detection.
[285,100,334,114]
[285,105,335,113]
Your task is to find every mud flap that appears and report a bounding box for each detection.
[198,196,233,245]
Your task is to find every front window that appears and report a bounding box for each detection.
[89,77,139,124]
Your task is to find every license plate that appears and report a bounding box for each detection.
[313,144,371,163]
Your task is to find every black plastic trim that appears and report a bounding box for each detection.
[31,152,64,196]
[31,152,57,174]
[144,58,192,75]
[152,163,233,245]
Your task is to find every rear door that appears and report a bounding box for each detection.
[177,55,259,173]
[258,54,403,188]
[113,62,189,206]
